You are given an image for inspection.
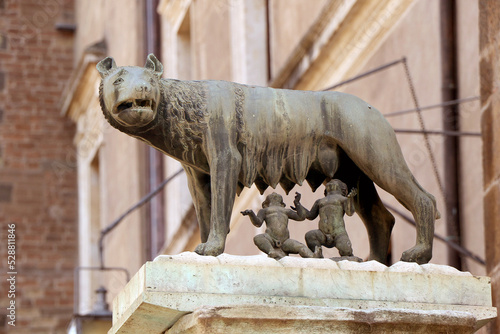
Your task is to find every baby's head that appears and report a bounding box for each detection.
[262,192,285,208]
[325,179,348,196]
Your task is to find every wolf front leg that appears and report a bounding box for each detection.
[183,165,212,243]
[194,135,242,256]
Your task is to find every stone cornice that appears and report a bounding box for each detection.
[269,0,416,91]
[60,52,103,122]
[157,0,192,31]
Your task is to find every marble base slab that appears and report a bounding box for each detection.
[109,252,496,334]
[167,305,478,334]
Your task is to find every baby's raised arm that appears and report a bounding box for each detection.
[304,201,320,220]
[241,209,266,227]
[290,192,307,220]
[292,192,319,220]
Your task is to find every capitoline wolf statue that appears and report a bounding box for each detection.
[97,54,440,264]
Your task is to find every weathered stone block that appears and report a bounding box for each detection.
[109,252,496,334]
[167,305,480,334]
[479,0,500,49]
[479,58,493,103]
[484,184,500,271]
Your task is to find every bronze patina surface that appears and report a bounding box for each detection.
[295,179,360,261]
[97,54,439,264]
[241,192,320,260]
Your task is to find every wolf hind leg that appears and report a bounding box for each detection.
[354,174,395,265]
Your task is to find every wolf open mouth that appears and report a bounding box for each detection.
[115,99,155,114]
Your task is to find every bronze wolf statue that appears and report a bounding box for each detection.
[97,54,439,264]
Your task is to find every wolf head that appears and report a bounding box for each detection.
[97,54,163,128]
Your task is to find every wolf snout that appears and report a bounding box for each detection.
[135,84,151,93]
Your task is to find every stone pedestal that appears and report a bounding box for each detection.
[109,252,496,334]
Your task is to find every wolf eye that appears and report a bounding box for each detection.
[150,78,156,86]
[113,78,123,85]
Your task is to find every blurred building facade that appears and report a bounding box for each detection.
[1,0,499,333]
[0,0,78,333]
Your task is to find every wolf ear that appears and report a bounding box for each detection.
[145,53,164,77]
[96,57,117,78]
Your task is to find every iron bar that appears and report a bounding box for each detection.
[98,168,184,269]
[393,129,480,137]
[383,96,479,118]
[402,58,445,199]
[322,58,405,91]
[384,203,485,266]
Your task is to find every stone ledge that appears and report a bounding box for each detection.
[168,305,478,334]
[109,252,496,334]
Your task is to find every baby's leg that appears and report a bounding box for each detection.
[253,234,274,254]
[255,234,287,259]
[335,232,353,257]
[282,239,315,258]
[305,229,326,252]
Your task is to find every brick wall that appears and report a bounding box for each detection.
[0,0,77,333]
[480,0,500,333]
